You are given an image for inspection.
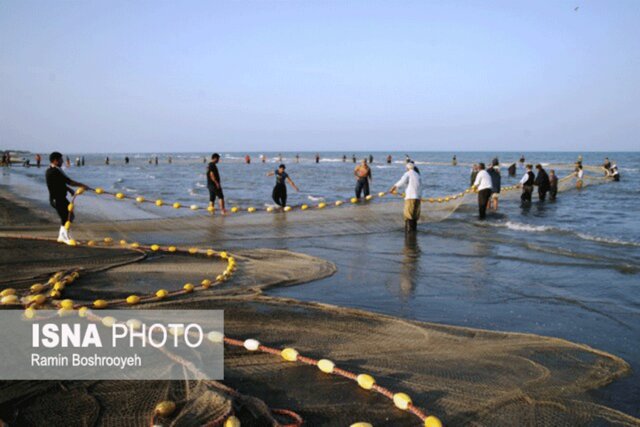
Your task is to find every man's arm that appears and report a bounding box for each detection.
[390,173,408,193]
[208,171,220,188]
[287,177,299,191]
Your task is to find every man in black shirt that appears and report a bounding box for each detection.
[45,152,87,244]
[207,153,226,215]
[534,164,551,201]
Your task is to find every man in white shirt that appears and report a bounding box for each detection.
[389,162,422,233]
[472,162,493,219]
[519,164,535,202]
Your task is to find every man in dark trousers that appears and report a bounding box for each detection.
[207,153,226,215]
[534,164,551,201]
[473,163,493,219]
[45,152,87,244]
[549,169,559,200]
[519,164,535,203]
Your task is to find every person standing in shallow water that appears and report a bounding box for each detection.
[267,164,299,207]
[354,158,372,199]
[534,164,550,201]
[45,152,87,244]
[473,163,493,220]
[519,164,535,202]
[207,153,226,215]
[549,169,559,200]
[389,162,422,233]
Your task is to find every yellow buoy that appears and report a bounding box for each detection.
[284,206,292,212]
[445,197,450,202]
[206,249,215,257]
[428,198,435,203]
[317,359,335,374]
[24,307,36,319]
[168,246,177,252]
[116,192,125,199]
[75,187,85,195]
[220,251,228,259]
[102,316,117,327]
[1,295,19,305]
[243,339,260,351]
[68,202,74,211]
[126,295,140,305]
[224,416,241,427]
[150,244,160,251]
[247,207,256,213]
[155,199,164,206]
[49,290,61,299]
[64,221,71,230]
[281,348,299,362]
[126,318,142,330]
[119,239,127,246]
[207,205,215,213]
[266,206,274,212]
[356,374,375,390]
[154,400,176,417]
[424,415,443,427]
[207,331,224,343]
[437,198,443,203]
[350,197,358,204]
[231,206,239,213]
[173,202,181,209]
[350,423,373,427]
[53,281,65,291]
[201,279,212,288]
[78,306,89,317]
[130,242,140,249]
[93,299,108,309]
[378,192,385,197]
[190,204,199,210]
[32,294,47,305]
[188,247,198,254]
[301,204,309,210]
[0,288,16,297]
[104,237,113,244]
[183,283,195,293]
[58,307,74,317]
[365,195,373,201]
[67,239,77,246]
[95,187,104,194]
[393,392,412,410]
[87,240,95,246]
[318,202,327,209]
[216,274,224,282]
[155,289,169,299]
[136,196,145,203]
[60,299,74,310]
[335,200,343,206]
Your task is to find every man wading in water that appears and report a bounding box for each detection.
[207,153,226,215]
[45,152,87,244]
[354,158,372,200]
[389,162,422,233]
[267,164,299,208]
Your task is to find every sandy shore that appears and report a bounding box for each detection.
[0,188,638,426]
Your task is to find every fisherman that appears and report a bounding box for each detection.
[508,163,516,177]
[45,152,87,244]
[519,164,535,202]
[260,154,266,163]
[387,155,392,164]
[65,156,71,167]
[610,164,620,181]
[470,164,479,187]
[473,163,493,219]
[342,155,347,162]
[534,164,551,201]
[168,156,172,164]
[519,155,525,167]
[549,169,559,200]
[105,156,109,165]
[207,153,226,215]
[267,164,299,208]
[154,156,158,165]
[35,153,41,168]
[389,162,422,233]
[354,158,372,199]
[369,154,374,164]
[487,159,501,211]
[75,157,80,166]
[245,154,251,164]
[81,156,85,166]
[315,153,320,164]
[352,154,356,163]
[125,156,130,164]
[575,165,584,189]
[603,157,611,174]
[452,155,457,166]
[295,154,300,163]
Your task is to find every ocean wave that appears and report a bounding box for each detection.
[495,221,640,247]
[307,195,325,201]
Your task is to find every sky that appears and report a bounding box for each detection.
[1,0,639,153]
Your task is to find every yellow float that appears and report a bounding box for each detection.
[424,415,443,427]
[283,206,292,212]
[155,289,169,299]
[154,401,176,417]
[155,199,164,206]
[393,392,412,410]
[183,283,195,293]
[60,299,74,310]
[356,374,375,390]
[317,359,335,374]
[95,187,104,194]
[281,348,299,361]
[116,192,125,199]
[126,295,140,305]
[172,202,181,209]
[93,299,108,309]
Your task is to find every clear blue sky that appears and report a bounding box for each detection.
[1,0,639,152]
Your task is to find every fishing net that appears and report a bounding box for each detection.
[0,165,634,427]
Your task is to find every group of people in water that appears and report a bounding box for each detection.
[43,150,621,243]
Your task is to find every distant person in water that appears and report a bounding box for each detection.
[519,155,525,167]
[534,164,550,201]
[75,157,80,167]
[369,154,373,163]
[389,162,422,233]
[549,169,558,200]
[352,154,356,163]
[315,153,320,163]
[278,153,283,162]
[575,165,584,189]
[487,160,501,211]
[343,155,347,162]
[105,156,109,165]
[508,163,516,177]
[473,163,493,219]
[35,154,41,168]
[267,164,299,207]
[602,157,611,174]
[610,164,620,181]
[295,154,300,163]
[155,156,158,165]
[470,164,479,187]
[45,152,87,244]
[66,156,71,168]
[245,154,251,164]
[125,156,130,164]
[452,155,457,166]
[354,158,372,199]
[81,156,85,166]
[260,154,266,163]
[387,155,392,164]
[519,164,535,202]
[207,153,226,215]
[168,156,172,164]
